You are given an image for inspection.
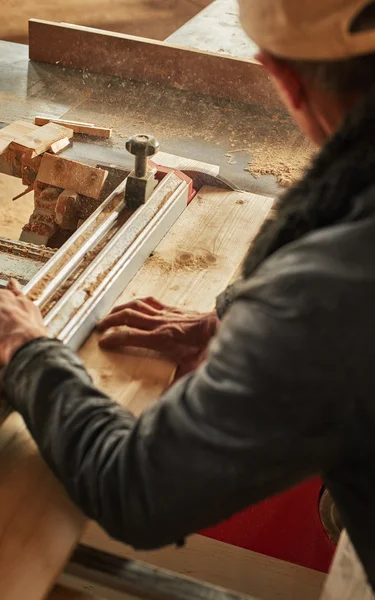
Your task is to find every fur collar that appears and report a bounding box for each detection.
[243,87,375,279]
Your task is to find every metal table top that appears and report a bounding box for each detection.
[0,39,306,197]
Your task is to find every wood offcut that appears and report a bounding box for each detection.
[0,121,74,157]
[37,153,108,200]
[35,117,112,139]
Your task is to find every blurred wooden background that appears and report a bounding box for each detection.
[1,0,211,45]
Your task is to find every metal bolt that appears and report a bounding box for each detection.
[125,134,160,178]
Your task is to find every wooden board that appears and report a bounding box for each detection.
[79,185,273,414]
[83,523,325,600]
[320,531,374,600]
[28,20,282,109]
[0,121,37,155]
[0,413,84,600]
[0,121,74,157]
[35,117,112,139]
[37,153,108,199]
[49,587,100,600]
[0,185,272,600]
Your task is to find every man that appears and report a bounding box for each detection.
[2,0,375,587]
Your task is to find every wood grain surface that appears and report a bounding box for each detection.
[320,531,374,600]
[0,413,84,600]
[37,153,108,199]
[83,523,325,600]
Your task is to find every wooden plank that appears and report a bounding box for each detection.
[28,20,282,109]
[35,117,112,139]
[0,121,74,157]
[0,413,84,600]
[0,121,37,155]
[50,137,71,155]
[83,523,325,600]
[320,531,374,600]
[0,120,37,140]
[79,185,272,427]
[37,153,108,200]
[17,123,74,157]
[49,587,100,600]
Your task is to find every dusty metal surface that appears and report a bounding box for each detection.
[0,238,54,287]
[167,0,258,59]
[0,41,305,198]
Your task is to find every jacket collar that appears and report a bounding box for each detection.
[243,87,375,279]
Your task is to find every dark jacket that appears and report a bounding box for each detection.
[5,88,375,589]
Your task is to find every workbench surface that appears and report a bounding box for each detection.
[0,40,308,198]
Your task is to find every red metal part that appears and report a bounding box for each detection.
[152,163,196,204]
[200,478,335,573]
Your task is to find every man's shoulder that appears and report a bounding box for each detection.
[238,213,375,318]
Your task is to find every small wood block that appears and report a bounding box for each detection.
[35,116,112,139]
[18,123,74,157]
[50,137,71,154]
[0,121,74,157]
[37,154,108,200]
[55,189,80,229]
[0,121,37,155]
[20,220,57,245]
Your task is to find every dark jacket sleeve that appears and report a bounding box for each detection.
[2,262,348,551]
[215,278,243,319]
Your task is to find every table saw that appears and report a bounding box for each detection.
[0,4,333,600]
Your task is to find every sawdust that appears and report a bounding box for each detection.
[148,250,217,274]
[245,143,314,188]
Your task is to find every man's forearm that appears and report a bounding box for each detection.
[3,294,333,552]
[3,337,241,550]
[2,339,151,545]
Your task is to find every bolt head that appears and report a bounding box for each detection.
[125,134,160,157]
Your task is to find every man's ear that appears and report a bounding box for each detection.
[256,52,306,110]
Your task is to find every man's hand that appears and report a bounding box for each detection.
[0,279,47,365]
[97,297,219,378]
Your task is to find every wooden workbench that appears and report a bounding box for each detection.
[0,10,327,600]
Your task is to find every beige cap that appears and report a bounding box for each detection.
[238,0,375,60]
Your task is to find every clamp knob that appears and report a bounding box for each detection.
[125,134,160,178]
